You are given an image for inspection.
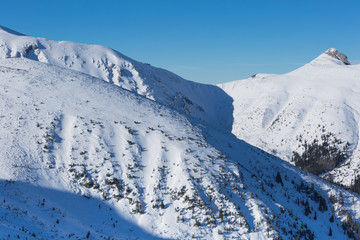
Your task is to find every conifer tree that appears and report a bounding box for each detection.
[276,172,283,186]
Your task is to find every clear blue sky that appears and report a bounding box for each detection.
[1,0,360,84]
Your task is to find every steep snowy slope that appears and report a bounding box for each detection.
[3,25,360,191]
[219,48,360,187]
[0,57,359,239]
[0,25,233,132]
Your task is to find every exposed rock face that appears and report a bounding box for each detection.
[325,48,351,65]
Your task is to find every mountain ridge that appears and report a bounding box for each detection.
[0,26,360,239]
[0,50,358,240]
[219,49,360,188]
[3,25,359,188]
[0,26,234,133]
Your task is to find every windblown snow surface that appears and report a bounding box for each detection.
[0,26,359,239]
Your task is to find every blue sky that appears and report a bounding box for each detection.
[1,0,360,84]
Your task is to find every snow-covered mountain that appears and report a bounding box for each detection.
[2,54,360,240]
[0,26,360,239]
[219,48,360,187]
[4,26,358,188]
[0,25,233,132]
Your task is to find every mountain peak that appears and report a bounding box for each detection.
[308,48,351,66]
[323,48,350,65]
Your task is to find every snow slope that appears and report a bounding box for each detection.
[3,26,360,189]
[219,49,360,186]
[0,54,359,239]
[0,25,233,132]
[0,25,360,239]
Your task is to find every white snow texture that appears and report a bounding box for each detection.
[0,25,359,239]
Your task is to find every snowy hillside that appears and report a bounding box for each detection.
[0,25,360,239]
[0,25,233,132]
[3,26,360,190]
[0,56,359,239]
[4,24,360,191]
[219,48,360,188]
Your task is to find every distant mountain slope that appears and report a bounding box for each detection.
[219,49,360,187]
[0,58,358,239]
[0,25,233,132]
